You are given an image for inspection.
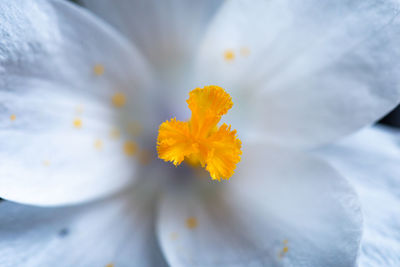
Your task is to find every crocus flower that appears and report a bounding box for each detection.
[0,0,399,266]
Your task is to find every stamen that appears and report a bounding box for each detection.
[186,217,198,229]
[73,118,82,128]
[224,49,235,61]
[279,240,290,258]
[111,92,126,108]
[124,140,137,156]
[10,114,16,121]
[94,139,103,150]
[240,46,251,57]
[157,85,242,181]
[93,64,105,76]
[110,128,121,140]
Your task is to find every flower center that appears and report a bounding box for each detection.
[157,85,242,181]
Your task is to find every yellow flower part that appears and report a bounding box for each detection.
[224,49,235,61]
[157,85,242,181]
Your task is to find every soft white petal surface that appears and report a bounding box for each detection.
[157,145,362,266]
[0,184,167,267]
[0,0,154,206]
[82,0,224,71]
[196,0,400,148]
[81,0,226,119]
[318,125,400,267]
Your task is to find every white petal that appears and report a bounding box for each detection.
[0,185,167,267]
[0,0,155,206]
[157,145,362,266]
[196,0,400,148]
[82,0,223,71]
[318,125,400,266]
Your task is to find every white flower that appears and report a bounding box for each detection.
[319,126,400,267]
[0,0,399,266]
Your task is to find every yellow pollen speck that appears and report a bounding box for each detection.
[43,160,51,166]
[105,264,114,267]
[170,232,179,240]
[124,141,137,156]
[110,128,121,140]
[10,114,16,121]
[93,64,105,76]
[279,242,289,259]
[240,46,251,57]
[224,49,235,61]
[186,217,198,229]
[112,92,126,108]
[94,139,103,150]
[157,85,242,181]
[73,118,82,128]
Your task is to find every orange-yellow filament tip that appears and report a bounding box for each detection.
[156,85,242,181]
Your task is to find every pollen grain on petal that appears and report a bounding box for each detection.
[93,64,105,76]
[112,92,126,108]
[156,86,242,181]
[43,160,51,166]
[240,46,251,57]
[94,139,103,150]
[185,217,198,229]
[279,240,289,258]
[224,49,235,61]
[124,140,137,156]
[110,128,121,140]
[73,118,82,128]
[105,264,114,267]
[10,114,16,121]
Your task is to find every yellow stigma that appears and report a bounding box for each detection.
[157,85,242,181]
